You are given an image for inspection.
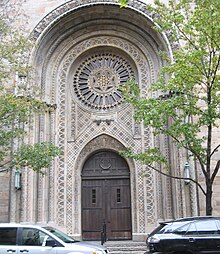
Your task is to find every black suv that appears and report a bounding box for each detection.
[146,216,220,254]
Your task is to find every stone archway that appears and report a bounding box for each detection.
[81,150,132,240]
[29,2,165,236]
[13,0,189,242]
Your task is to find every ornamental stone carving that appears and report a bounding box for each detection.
[73,52,134,110]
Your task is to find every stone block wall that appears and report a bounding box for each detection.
[0,172,10,222]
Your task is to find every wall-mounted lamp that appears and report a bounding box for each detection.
[184,162,190,185]
[15,170,21,190]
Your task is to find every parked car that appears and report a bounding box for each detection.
[146,216,220,254]
[0,223,109,254]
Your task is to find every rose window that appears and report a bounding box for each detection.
[73,53,134,110]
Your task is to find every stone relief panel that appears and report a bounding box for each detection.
[189,162,199,216]
[117,104,134,135]
[163,133,173,219]
[75,107,92,138]
[37,114,45,222]
[19,169,30,222]
[48,111,57,223]
[142,126,156,225]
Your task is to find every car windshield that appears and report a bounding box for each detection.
[148,224,166,237]
[44,226,79,243]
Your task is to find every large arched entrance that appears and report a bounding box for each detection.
[81,150,132,241]
[10,0,185,241]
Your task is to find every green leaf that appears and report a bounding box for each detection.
[12,142,62,174]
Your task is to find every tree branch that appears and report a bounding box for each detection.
[0,168,11,173]
[210,54,220,88]
[161,129,208,179]
[211,160,220,184]
[0,159,12,168]
[145,164,206,196]
[210,143,220,158]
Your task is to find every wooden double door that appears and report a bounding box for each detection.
[81,151,132,241]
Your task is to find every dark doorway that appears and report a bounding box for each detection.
[81,151,132,241]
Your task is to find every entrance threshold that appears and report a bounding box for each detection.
[89,240,147,254]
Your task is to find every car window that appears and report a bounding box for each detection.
[216,220,220,232]
[174,223,191,235]
[185,222,198,235]
[195,220,219,235]
[21,228,55,246]
[0,227,17,245]
[44,226,78,243]
[159,222,189,234]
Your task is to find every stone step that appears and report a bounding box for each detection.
[104,241,147,254]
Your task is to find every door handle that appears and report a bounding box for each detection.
[189,238,195,243]
[7,250,16,253]
[20,250,29,253]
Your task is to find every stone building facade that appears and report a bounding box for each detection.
[1,0,219,241]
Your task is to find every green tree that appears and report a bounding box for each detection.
[0,3,61,174]
[119,0,220,215]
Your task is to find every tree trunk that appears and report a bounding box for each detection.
[206,181,213,215]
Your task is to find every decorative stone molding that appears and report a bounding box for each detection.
[31,0,164,44]
[48,34,156,232]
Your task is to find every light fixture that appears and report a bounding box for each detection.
[15,170,21,190]
[184,162,190,185]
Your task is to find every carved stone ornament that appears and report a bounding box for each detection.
[99,158,112,170]
[73,52,134,110]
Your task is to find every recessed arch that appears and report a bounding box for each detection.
[31,1,171,56]
[31,1,172,81]
[71,134,137,239]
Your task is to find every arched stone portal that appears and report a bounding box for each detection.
[82,150,132,240]
[7,0,197,241]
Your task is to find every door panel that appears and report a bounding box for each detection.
[18,228,57,254]
[82,180,103,240]
[82,178,132,240]
[82,150,132,241]
[108,179,132,239]
[0,227,18,254]
[17,246,56,254]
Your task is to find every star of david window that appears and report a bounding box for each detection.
[73,53,134,110]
